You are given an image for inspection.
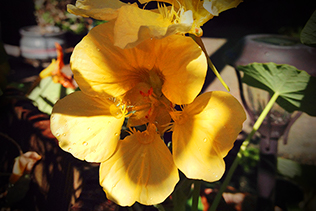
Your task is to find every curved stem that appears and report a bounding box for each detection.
[209,92,280,211]
[191,35,230,92]
[191,180,201,211]
[0,132,23,155]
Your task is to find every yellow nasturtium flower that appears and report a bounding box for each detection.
[50,21,246,206]
[67,0,242,48]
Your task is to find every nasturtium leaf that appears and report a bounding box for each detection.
[278,157,316,188]
[6,175,31,205]
[301,10,316,47]
[237,62,316,116]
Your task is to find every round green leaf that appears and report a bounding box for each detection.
[237,62,316,116]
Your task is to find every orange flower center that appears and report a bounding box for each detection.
[109,69,173,130]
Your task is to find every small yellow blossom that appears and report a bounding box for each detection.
[67,0,242,48]
[51,21,246,206]
[39,42,76,89]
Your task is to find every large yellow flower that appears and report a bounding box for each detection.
[67,0,242,48]
[51,21,246,206]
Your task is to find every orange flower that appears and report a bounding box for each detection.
[39,42,76,89]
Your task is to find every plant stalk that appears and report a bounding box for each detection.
[191,35,230,92]
[191,180,201,211]
[209,92,280,211]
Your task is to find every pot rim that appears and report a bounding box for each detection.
[19,25,66,37]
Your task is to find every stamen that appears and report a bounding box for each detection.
[169,109,187,125]
[180,104,186,110]
[158,3,172,21]
[140,87,154,97]
[125,111,136,118]
[145,107,152,119]
[126,103,151,118]
[142,2,149,10]
[148,87,153,95]
[161,122,174,134]
[127,127,137,135]
[108,97,127,118]
[134,104,151,111]
[157,2,184,24]
[137,87,155,119]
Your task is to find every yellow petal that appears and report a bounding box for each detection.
[71,21,207,104]
[203,0,243,16]
[172,91,246,182]
[39,59,57,78]
[70,21,156,98]
[155,35,207,104]
[99,125,179,206]
[138,0,178,6]
[114,4,192,49]
[51,91,125,162]
[67,0,125,20]
[69,0,193,49]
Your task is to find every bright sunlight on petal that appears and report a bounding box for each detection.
[172,91,246,182]
[100,125,179,206]
[51,91,124,162]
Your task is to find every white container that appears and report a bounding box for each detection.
[19,25,66,60]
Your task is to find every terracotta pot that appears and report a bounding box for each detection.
[225,34,316,76]
[19,25,66,60]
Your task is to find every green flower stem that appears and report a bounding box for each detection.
[209,92,280,211]
[154,204,166,211]
[206,56,230,92]
[172,178,192,211]
[190,35,230,92]
[191,180,201,211]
